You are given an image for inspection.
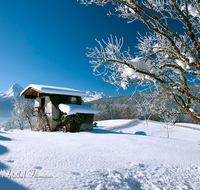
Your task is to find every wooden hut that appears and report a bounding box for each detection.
[20,84,98,132]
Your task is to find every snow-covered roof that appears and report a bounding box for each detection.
[59,104,98,115]
[20,84,87,98]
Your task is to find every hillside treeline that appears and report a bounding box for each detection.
[89,102,197,123]
[85,85,200,124]
[91,104,138,121]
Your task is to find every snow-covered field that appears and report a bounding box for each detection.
[0,120,200,190]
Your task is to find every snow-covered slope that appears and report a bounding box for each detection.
[83,90,110,102]
[0,120,200,189]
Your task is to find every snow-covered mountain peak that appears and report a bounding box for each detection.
[83,91,110,102]
[2,83,24,98]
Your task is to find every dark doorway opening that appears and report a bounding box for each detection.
[41,98,45,112]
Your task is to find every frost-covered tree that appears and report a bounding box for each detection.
[22,100,34,130]
[11,95,34,130]
[135,90,180,121]
[92,103,137,120]
[159,113,177,138]
[79,0,200,124]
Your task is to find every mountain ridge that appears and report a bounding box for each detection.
[0,83,23,98]
[0,84,24,123]
[82,91,110,102]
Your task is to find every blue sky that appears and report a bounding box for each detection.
[0,0,148,96]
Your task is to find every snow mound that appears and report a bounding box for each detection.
[59,103,98,115]
[134,131,146,135]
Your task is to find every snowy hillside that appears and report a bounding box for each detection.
[0,120,200,189]
[82,91,110,102]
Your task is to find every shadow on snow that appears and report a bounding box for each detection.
[0,134,28,190]
[0,135,12,141]
[90,120,145,135]
[0,178,28,190]
[0,145,8,170]
[88,128,135,135]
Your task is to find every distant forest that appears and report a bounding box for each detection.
[84,85,200,124]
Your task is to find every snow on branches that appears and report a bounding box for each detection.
[80,0,200,124]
